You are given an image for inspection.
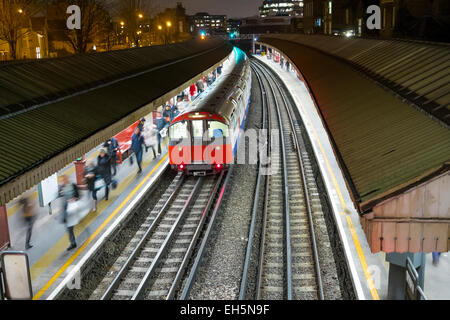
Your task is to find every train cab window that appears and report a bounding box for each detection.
[169,121,188,140]
[191,120,204,138]
[208,121,228,139]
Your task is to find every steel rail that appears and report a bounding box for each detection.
[238,64,266,300]
[132,177,204,300]
[166,171,225,300]
[253,61,293,300]
[100,174,186,300]
[254,62,271,301]
[257,60,324,299]
[179,167,233,300]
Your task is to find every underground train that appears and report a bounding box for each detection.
[168,47,252,175]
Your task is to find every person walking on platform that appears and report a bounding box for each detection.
[19,197,36,250]
[97,148,112,200]
[432,252,441,266]
[163,105,172,123]
[137,118,148,152]
[103,137,119,176]
[156,112,168,156]
[176,96,187,114]
[189,83,196,100]
[59,175,79,251]
[196,78,205,94]
[142,120,157,159]
[170,104,179,121]
[84,162,98,212]
[131,127,145,174]
[286,60,290,72]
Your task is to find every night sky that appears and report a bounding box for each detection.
[152,0,262,18]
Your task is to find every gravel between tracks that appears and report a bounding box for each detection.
[189,71,263,300]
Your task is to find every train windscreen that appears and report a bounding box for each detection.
[207,121,228,138]
[169,121,188,140]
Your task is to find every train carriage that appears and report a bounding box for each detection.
[169,47,251,175]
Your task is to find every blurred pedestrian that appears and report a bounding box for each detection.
[97,148,112,200]
[131,127,145,174]
[432,252,441,266]
[163,105,172,123]
[176,96,187,113]
[196,78,205,94]
[170,104,179,121]
[137,117,145,131]
[189,83,196,99]
[103,137,119,176]
[19,197,35,250]
[286,61,290,72]
[84,162,98,212]
[59,175,79,251]
[142,121,157,159]
[217,65,223,76]
[156,111,168,156]
[137,118,148,152]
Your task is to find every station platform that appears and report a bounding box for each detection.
[6,138,170,300]
[253,53,449,300]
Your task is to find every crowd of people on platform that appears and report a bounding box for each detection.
[17,64,224,252]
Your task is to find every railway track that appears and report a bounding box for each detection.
[93,170,229,300]
[239,59,324,300]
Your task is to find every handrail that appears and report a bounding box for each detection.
[405,257,427,300]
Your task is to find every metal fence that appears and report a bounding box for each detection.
[405,257,427,300]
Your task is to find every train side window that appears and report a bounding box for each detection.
[169,121,188,140]
[191,120,204,138]
[208,121,228,139]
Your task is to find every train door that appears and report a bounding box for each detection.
[190,120,205,163]
[205,121,230,164]
[169,120,190,165]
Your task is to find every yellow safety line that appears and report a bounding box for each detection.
[32,154,168,300]
[346,215,380,300]
[289,78,380,300]
[29,164,140,282]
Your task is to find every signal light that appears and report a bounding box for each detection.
[216,164,222,169]
[179,164,184,170]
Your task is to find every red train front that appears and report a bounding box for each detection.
[169,112,233,175]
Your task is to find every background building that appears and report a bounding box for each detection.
[259,0,304,17]
[191,12,227,35]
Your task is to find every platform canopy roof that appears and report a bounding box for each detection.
[258,36,450,214]
[0,39,232,205]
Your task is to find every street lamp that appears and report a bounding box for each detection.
[166,21,172,27]
[120,21,125,26]
[18,9,23,14]
[158,25,162,30]
[138,13,143,19]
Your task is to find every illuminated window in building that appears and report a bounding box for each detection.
[358,18,362,35]
[328,1,332,14]
[36,47,41,59]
